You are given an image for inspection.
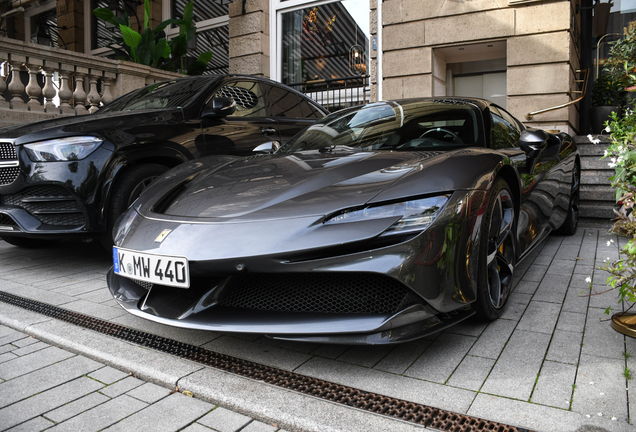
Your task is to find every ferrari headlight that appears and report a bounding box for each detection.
[112,205,139,246]
[24,136,103,162]
[325,195,449,236]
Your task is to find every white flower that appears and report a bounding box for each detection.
[607,257,611,262]
[587,134,601,144]
[609,162,617,168]
[585,277,592,283]
[607,241,612,246]
[600,392,605,395]
[612,416,618,421]
[609,239,614,244]
[590,381,595,385]
[605,126,611,132]
[604,150,609,157]
[586,414,591,418]
[598,412,603,417]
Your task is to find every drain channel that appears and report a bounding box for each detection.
[0,291,530,432]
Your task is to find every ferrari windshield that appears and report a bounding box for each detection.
[279,100,483,153]
[100,77,218,112]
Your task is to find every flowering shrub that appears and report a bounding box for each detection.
[599,108,636,308]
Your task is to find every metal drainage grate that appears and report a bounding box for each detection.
[0,290,531,432]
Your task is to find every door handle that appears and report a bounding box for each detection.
[261,128,277,135]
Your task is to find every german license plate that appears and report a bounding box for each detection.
[113,247,190,289]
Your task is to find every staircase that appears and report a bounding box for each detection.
[576,135,616,222]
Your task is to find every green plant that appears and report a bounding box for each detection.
[605,29,636,94]
[624,351,632,359]
[599,108,636,311]
[624,366,632,381]
[93,0,212,75]
[591,73,624,107]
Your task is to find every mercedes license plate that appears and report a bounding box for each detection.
[113,247,190,289]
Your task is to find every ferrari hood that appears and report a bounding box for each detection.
[140,148,497,223]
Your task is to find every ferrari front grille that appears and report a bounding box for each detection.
[220,273,423,315]
[0,185,85,227]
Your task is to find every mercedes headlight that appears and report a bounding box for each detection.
[325,195,449,236]
[24,136,103,162]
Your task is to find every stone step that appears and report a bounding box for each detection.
[580,184,615,201]
[581,169,614,186]
[581,156,613,170]
[580,202,616,219]
[577,143,611,156]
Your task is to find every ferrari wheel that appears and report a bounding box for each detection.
[554,164,579,236]
[101,163,167,249]
[474,177,516,320]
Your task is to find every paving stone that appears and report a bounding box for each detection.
[512,280,539,295]
[45,392,110,423]
[1,284,77,306]
[0,376,103,429]
[296,356,475,413]
[5,416,55,432]
[546,259,576,275]
[446,355,495,392]
[573,264,594,275]
[0,355,102,408]
[562,285,590,314]
[126,382,172,404]
[0,344,14,355]
[480,329,551,401]
[531,360,577,409]
[311,344,350,359]
[77,288,116,304]
[556,311,586,333]
[0,329,27,346]
[100,376,145,398]
[546,329,583,365]
[555,245,583,261]
[581,309,626,360]
[274,340,320,354]
[373,339,432,375]
[241,420,278,432]
[181,424,214,432]
[468,318,516,360]
[0,352,18,364]
[88,366,129,385]
[198,406,252,432]
[104,393,213,432]
[59,299,126,321]
[11,336,38,348]
[405,333,476,383]
[12,341,49,356]
[516,300,561,334]
[572,354,628,421]
[336,345,393,368]
[530,253,554,265]
[48,394,147,432]
[533,274,571,303]
[201,336,311,371]
[443,318,488,337]
[0,346,75,380]
[520,264,548,282]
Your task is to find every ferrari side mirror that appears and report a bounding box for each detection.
[519,129,548,159]
[253,141,281,154]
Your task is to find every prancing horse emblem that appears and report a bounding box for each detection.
[155,229,172,243]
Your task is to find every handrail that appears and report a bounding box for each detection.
[525,69,589,120]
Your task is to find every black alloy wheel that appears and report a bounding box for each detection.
[554,163,580,236]
[474,177,516,320]
[101,163,168,249]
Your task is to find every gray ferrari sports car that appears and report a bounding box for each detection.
[107,98,579,344]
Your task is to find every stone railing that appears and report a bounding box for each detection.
[0,37,183,126]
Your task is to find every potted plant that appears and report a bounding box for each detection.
[590,72,623,134]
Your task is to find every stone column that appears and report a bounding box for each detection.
[86,72,102,113]
[25,60,44,112]
[228,0,270,77]
[101,72,117,106]
[8,57,26,111]
[73,71,88,114]
[56,0,85,53]
[58,64,75,114]
[0,52,9,108]
[42,61,58,113]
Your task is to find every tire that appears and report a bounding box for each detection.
[0,236,57,248]
[472,177,516,321]
[101,163,167,249]
[554,164,579,236]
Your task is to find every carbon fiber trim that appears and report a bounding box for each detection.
[0,290,531,432]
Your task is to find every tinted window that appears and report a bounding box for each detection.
[214,81,266,117]
[268,86,304,118]
[490,108,520,149]
[101,78,214,112]
[298,98,323,119]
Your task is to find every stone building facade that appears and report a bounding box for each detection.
[1,0,617,135]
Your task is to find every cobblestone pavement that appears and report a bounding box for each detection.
[0,228,634,432]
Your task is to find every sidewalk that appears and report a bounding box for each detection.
[0,325,284,432]
[0,227,634,432]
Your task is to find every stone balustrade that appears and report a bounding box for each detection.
[0,36,183,126]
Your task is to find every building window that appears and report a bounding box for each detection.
[25,1,58,48]
[272,0,370,84]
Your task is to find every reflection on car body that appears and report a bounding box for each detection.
[107,98,580,344]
